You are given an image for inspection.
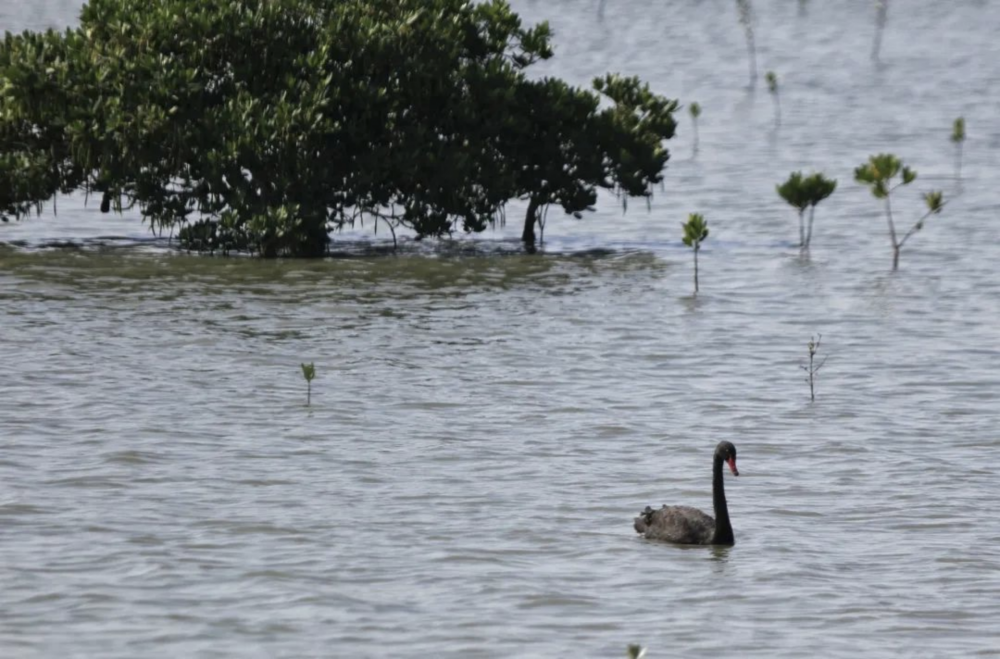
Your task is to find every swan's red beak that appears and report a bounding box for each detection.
[727,457,739,476]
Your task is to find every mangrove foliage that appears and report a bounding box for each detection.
[0,0,679,256]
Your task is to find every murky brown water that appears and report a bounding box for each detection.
[3,1,1000,657]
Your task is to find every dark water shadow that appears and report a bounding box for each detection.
[709,545,732,563]
[680,293,709,313]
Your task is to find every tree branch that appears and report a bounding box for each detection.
[897,194,957,248]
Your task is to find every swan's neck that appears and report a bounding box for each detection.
[712,458,734,545]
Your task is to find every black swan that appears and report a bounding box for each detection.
[634,441,739,546]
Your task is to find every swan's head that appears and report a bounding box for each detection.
[715,441,739,476]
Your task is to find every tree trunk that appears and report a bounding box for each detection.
[294,213,331,258]
[522,196,540,252]
[805,206,816,248]
[886,195,899,271]
[694,245,700,293]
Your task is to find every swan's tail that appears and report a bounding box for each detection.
[634,505,656,534]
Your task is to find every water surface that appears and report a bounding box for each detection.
[2,1,1000,657]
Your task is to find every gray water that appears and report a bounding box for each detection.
[3,1,1000,657]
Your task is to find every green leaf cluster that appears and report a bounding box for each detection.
[951,117,965,144]
[923,190,944,215]
[854,153,915,199]
[854,152,944,270]
[627,645,647,659]
[681,212,709,248]
[0,0,678,256]
[765,71,778,94]
[776,171,835,248]
[776,171,836,213]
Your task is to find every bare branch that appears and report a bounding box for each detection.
[802,333,827,402]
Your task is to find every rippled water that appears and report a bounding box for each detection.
[3,1,1000,657]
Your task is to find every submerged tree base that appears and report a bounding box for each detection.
[177,219,330,258]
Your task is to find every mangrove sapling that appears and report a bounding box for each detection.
[777,172,809,247]
[736,0,758,87]
[952,117,966,181]
[800,335,827,402]
[301,362,316,406]
[854,154,944,271]
[766,71,781,127]
[682,213,709,294]
[871,0,888,63]
[689,102,702,154]
[776,172,837,249]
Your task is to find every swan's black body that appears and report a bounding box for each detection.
[634,441,739,546]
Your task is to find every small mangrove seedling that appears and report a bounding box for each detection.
[689,102,702,153]
[682,213,709,294]
[854,153,944,271]
[800,334,828,402]
[871,0,888,62]
[777,172,809,247]
[776,171,837,249]
[766,71,781,127]
[951,117,966,181]
[300,362,316,406]
[627,645,647,659]
[736,0,758,87]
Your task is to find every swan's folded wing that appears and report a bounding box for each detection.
[639,505,715,544]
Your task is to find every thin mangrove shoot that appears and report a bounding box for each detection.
[951,117,966,181]
[800,334,828,402]
[682,212,709,294]
[765,71,781,127]
[301,362,316,406]
[872,0,889,62]
[689,102,702,154]
[736,0,758,86]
